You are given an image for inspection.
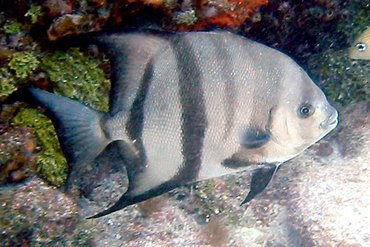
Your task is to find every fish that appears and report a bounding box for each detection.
[28,30,338,218]
[349,27,370,60]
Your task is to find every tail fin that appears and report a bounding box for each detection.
[28,88,111,167]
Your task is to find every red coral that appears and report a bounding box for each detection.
[109,0,268,30]
[197,0,268,28]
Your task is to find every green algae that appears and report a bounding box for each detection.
[0,21,39,98]
[174,10,198,25]
[41,48,110,112]
[0,67,17,98]
[308,1,370,106]
[9,51,40,79]
[3,21,23,35]
[12,109,68,187]
[309,51,369,106]
[25,5,43,24]
[0,51,39,98]
[337,1,369,42]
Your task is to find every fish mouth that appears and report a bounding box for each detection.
[320,110,338,130]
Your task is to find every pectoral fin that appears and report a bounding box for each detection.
[241,129,271,149]
[241,163,279,205]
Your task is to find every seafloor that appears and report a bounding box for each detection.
[0,0,369,246]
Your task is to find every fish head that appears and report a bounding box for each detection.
[348,27,370,60]
[265,69,338,162]
[237,63,338,164]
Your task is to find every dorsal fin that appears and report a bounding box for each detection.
[97,32,170,115]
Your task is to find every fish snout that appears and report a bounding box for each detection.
[320,108,338,130]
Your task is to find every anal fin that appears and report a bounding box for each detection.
[87,180,178,219]
[87,194,134,219]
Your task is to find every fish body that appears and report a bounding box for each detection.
[349,27,370,60]
[29,31,338,218]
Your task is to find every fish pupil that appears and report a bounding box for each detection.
[299,105,313,118]
[301,107,309,114]
[356,42,367,52]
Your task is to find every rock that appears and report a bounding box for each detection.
[43,0,74,18]
[0,177,91,246]
[47,14,84,41]
[0,124,37,184]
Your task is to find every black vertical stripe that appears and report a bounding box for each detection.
[126,60,153,142]
[124,60,154,185]
[171,35,208,182]
[99,38,131,115]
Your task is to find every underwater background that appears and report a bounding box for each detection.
[0,0,369,246]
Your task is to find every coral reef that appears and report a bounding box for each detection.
[243,0,348,61]
[1,0,268,40]
[192,0,269,29]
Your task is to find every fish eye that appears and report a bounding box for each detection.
[356,42,367,52]
[298,104,314,118]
